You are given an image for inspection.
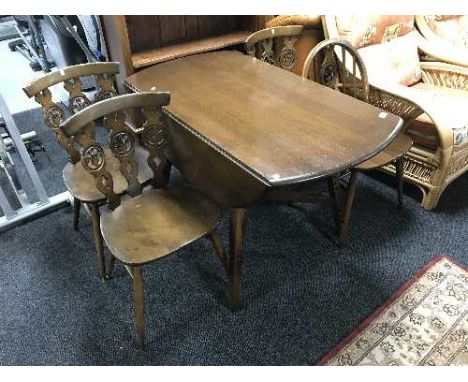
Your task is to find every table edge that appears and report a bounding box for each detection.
[124,71,404,187]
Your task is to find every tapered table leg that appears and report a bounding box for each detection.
[106,255,116,280]
[395,157,404,209]
[327,176,342,239]
[207,230,226,271]
[228,208,246,311]
[339,170,358,243]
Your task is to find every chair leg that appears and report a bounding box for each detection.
[207,230,226,270]
[161,160,172,186]
[395,157,404,209]
[339,169,358,243]
[106,255,116,280]
[73,197,81,231]
[89,203,106,281]
[327,176,342,239]
[131,266,145,347]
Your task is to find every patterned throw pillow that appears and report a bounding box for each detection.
[357,31,422,86]
[334,16,421,86]
[335,15,415,48]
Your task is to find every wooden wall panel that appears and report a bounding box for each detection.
[104,15,271,75]
[159,15,187,46]
[197,16,214,38]
[124,16,267,54]
[240,15,274,31]
[125,16,162,53]
[184,16,200,40]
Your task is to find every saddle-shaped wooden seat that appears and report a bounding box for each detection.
[100,186,220,266]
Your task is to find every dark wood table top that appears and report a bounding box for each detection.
[125,50,403,187]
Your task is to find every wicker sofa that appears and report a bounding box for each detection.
[268,15,468,210]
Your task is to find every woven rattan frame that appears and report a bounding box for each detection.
[322,15,468,210]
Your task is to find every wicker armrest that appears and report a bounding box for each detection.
[369,81,461,151]
[368,84,423,126]
[419,62,468,91]
[416,23,468,68]
[266,15,322,29]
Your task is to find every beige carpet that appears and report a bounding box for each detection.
[320,256,468,366]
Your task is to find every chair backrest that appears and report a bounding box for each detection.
[245,25,304,71]
[302,39,369,102]
[23,62,120,164]
[416,15,468,49]
[303,38,422,127]
[60,92,171,210]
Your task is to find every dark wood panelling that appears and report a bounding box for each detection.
[197,16,232,38]
[184,16,200,40]
[159,15,187,46]
[196,16,213,38]
[125,16,161,53]
[103,15,269,82]
[240,15,274,31]
[124,16,266,53]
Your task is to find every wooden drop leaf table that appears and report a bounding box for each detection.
[124,50,403,310]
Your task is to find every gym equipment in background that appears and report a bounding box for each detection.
[8,15,106,75]
[8,16,53,72]
[1,119,45,161]
[0,94,71,232]
[0,16,20,42]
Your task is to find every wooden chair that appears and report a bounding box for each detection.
[245,25,304,72]
[247,27,342,241]
[265,16,324,76]
[60,92,223,346]
[23,62,155,280]
[302,39,420,241]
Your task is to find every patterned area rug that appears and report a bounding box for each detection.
[319,256,468,366]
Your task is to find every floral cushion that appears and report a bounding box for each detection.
[335,16,421,86]
[425,15,468,48]
[358,31,422,86]
[335,15,415,48]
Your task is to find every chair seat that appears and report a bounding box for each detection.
[62,146,154,203]
[356,133,412,170]
[100,186,222,266]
